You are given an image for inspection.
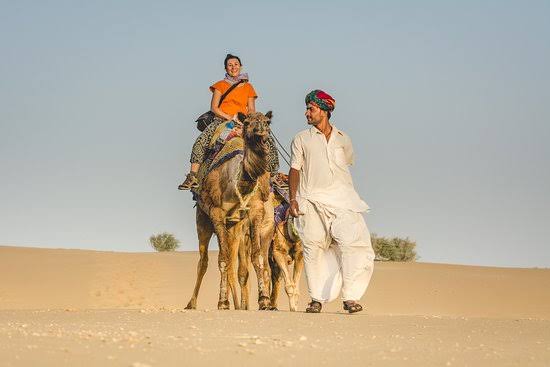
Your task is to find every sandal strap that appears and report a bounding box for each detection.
[306,301,322,313]
[343,301,363,313]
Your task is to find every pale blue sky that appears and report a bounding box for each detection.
[1,1,549,267]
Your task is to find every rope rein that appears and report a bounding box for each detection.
[234,158,259,210]
[270,131,291,167]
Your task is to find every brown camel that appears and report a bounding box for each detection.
[185,111,275,310]
[269,213,304,311]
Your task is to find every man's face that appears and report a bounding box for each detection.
[305,102,325,125]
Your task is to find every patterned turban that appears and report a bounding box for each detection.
[305,90,336,112]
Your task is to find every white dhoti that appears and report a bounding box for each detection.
[294,199,375,302]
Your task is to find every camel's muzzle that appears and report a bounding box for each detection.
[253,127,269,136]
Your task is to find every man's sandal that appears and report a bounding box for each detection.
[305,301,322,313]
[343,301,363,314]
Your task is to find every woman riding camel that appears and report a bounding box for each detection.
[178,53,279,190]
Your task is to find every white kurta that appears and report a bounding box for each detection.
[291,125,375,302]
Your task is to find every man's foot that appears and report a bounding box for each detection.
[178,173,199,190]
[343,300,363,314]
[305,300,322,313]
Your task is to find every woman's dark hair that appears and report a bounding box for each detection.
[224,54,242,68]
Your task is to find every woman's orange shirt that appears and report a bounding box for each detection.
[210,80,257,116]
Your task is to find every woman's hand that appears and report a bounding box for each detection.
[232,114,244,126]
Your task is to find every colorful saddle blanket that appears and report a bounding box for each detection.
[207,121,244,173]
[272,173,290,225]
[272,175,300,242]
[193,122,244,198]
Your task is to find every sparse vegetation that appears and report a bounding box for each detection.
[149,232,180,252]
[371,234,417,262]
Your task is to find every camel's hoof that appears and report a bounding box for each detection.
[218,301,230,310]
[185,301,196,310]
[268,306,278,311]
[258,296,271,311]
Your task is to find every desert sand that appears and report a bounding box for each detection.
[0,245,549,366]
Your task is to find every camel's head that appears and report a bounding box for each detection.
[238,111,273,151]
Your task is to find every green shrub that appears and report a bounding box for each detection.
[371,233,417,262]
[149,232,180,252]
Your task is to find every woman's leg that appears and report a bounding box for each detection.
[190,163,200,174]
[179,118,223,190]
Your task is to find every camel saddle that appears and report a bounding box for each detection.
[192,121,244,197]
[271,173,300,243]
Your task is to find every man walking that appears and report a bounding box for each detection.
[289,90,375,313]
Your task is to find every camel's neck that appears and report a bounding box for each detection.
[242,140,268,182]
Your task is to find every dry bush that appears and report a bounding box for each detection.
[149,232,180,252]
[371,233,417,262]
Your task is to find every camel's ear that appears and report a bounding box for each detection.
[237,112,247,124]
[265,111,273,122]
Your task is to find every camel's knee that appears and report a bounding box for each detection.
[218,260,228,273]
[284,284,296,296]
[238,274,248,286]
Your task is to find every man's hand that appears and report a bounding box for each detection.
[289,199,303,217]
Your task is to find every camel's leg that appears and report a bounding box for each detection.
[291,246,304,312]
[250,218,271,310]
[238,236,250,310]
[211,208,230,310]
[185,208,214,310]
[260,229,273,298]
[272,249,298,311]
[258,207,275,309]
[269,249,282,310]
[271,273,283,310]
[226,230,241,310]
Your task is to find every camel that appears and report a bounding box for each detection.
[269,207,304,311]
[185,111,275,310]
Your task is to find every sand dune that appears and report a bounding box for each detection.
[1,246,549,318]
[1,245,549,366]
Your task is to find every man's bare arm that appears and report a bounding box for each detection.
[289,168,301,217]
